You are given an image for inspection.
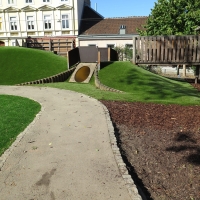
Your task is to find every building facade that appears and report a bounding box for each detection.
[0,0,91,46]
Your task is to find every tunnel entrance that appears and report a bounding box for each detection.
[74,66,90,82]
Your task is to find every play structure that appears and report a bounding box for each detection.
[68,46,118,83]
[133,35,200,83]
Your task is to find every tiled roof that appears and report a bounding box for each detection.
[80,11,148,35]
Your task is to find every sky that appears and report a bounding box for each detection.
[91,0,157,18]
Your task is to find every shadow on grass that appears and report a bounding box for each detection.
[166,132,200,166]
[118,68,199,101]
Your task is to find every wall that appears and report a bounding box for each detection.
[0,0,85,43]
[79,38,133,48]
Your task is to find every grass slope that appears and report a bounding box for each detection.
[41,62,200,105]
[0,47,68,85]
[98,62,200,105]
[0,95,41,156]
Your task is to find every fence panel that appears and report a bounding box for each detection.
[26,38,75,56]
[135,35,200,65]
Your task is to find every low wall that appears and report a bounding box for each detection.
[94,66,123,93]
[17,66,76,86]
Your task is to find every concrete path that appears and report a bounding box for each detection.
[0,86,140,200]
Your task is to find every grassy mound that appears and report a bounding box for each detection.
[0,95,41,156]
[0,47,68,85]
[98,62,200,104]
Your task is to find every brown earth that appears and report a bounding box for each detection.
[100,81,200,200]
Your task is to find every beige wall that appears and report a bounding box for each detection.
[0,0,87,46]
[79,39,133,48]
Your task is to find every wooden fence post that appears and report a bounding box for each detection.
[132,36,136,65]
[195,66,200,84]
[183,64,186,77]
[108,47,110,61]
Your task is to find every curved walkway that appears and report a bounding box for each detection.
[0,86,141,200]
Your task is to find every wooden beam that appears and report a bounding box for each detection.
[132,36,136,64]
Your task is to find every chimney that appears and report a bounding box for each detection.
[119,25,126,34]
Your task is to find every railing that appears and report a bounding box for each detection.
[133,35,200,65]
[26,38,75,56]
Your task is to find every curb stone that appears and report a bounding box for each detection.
[100,103,143,200]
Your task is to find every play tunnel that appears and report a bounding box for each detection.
[68,46,118,83]
[69,63,96,83]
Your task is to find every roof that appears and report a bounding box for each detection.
[79,5,104,34]
[80,15,147,35]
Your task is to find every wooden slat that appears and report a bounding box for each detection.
[157,36,161,62]
[197,36,200,62]
[160,36,165,61]
[141,37,144,62]
[193,35,197,62]
[172,36,177,62]
[168,36,173,61]
[152,37,156,62]
[164,36,169,61]
[144,37,147,63]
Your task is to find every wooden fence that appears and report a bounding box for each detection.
[26,38,75,56]
[133,35,200,65]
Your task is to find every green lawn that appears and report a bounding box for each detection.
[0,95,41,156]
[0,57,200,156]
[41,62,200,105]
[0,47,68,85]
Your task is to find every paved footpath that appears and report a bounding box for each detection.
[0,86,141,200]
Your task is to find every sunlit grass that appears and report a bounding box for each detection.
[0,95,41,156]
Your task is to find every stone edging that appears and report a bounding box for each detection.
[0,104,44,171]
[94,66,124,93]
[101,103,142,200]
[17,66,77,86]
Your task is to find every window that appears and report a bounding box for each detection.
[42,0,50,2]
[26,0,32,3]
[60,0,68,2]
[107,44,115,49]
[10,17,17,31]
[8,0,14,4]
[27,16,34,30]
[62,15,69,29]
[126,44,133,49]
[0,17,2,30]
[44,15,51,29]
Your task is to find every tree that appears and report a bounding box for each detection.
[138,0,200,36]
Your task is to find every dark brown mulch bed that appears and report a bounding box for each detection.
[100,82,200,200]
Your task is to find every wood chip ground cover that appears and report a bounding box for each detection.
[100,82,200,200]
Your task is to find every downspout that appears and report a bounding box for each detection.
[72,0,75,35]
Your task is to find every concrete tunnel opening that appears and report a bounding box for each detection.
[74,66,91,82]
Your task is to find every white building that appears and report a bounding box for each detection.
[0,0,91,46]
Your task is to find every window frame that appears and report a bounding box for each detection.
[43,14,52,30]
[88,44,96,47]
[61,14,69,29]
[27,15,35,30]
[10,16,18,31]
[8,0,15,5]
[125,44,133,49]
[42,0,50,3]
[60,0,69,3]
[25,0,33,4]
[107,44,115,49]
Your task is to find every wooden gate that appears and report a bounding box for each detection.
[133,35,200,65]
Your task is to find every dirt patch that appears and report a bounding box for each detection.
[100,82,200,200]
